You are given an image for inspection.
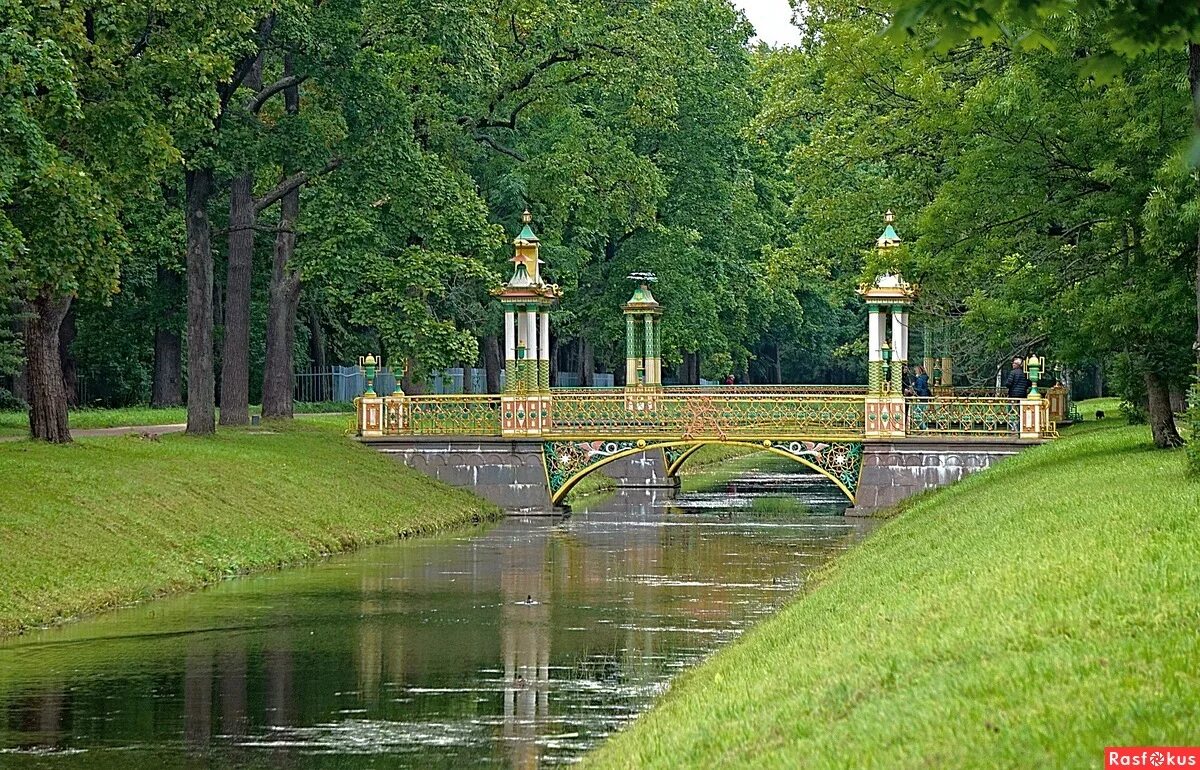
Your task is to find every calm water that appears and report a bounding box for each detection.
[0,457,870,768]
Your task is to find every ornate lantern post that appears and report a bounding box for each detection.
[1018,353,1050,439]
[858,210,917,439]
[360,354,378,396]
[356,353,384,437]
[492,210,562,436]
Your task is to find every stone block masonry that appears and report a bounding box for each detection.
[846,439,1037,515]
[370,438,553,511]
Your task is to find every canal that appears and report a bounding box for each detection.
[0,455,873,768]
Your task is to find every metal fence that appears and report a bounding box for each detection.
[294,366,619,402]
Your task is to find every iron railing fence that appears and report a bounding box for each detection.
[906,397,1025,436]
[547,392,866,440]
[360,391,1056,440]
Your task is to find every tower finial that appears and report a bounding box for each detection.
[877,209,901,249]
[522,208,532,225]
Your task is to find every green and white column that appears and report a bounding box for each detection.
[623,281,662,389]
[891,307,908,394]
[868,304,885,393]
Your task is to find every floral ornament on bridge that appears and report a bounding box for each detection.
[761,440,864,495]
[544,440,641,497]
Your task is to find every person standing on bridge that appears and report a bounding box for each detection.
[1005,357,1032,399]
[913,366,932,397]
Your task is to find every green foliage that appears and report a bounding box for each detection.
[889,0,1200,58]
[760,0,1196,439]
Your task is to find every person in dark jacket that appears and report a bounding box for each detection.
[1004,357,1031,399]
[913,366,932,397]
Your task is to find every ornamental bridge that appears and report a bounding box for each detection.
[356,212,1062,514]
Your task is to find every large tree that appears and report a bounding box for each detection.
[1,1,190,441]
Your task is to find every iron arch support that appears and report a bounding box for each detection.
[543,439,864,506]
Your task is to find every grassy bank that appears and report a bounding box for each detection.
[586,413,1200,768]
[0,420,498,636]
[0,403,353,437]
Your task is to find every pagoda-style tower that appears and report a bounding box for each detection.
[623,280,662,387]
[858,210,917,438]
[493,210,561,435]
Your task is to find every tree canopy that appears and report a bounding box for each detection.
[1,0,1196,449]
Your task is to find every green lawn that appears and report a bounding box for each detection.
[0,420,497,636]
[0,403,354,437]
[676,443,761,473]
[585,406,1200,768]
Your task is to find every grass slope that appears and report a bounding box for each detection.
[0,403,354,437]
[0,421,497,636]
[585,416,1200,768]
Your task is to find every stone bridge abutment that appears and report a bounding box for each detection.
[363,436,1042,515]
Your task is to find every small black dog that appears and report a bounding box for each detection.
[1095,410,1106,420]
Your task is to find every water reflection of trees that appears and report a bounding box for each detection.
[0,483,867,766]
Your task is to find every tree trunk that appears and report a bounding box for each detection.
[1093,365,1104,399]
[483,335,501,393]
[774,342,783,384]
[58,305,78,406]
[261,185,301,419]
[220,171,255,425]
[26,294,72,442]
[550,337,560,388]
[1146,370,1184,448]
[307,303,326,401]
[151,267,183,407]
[1171,385,1187,414]
[152,326,183,408]
[683,351,700,385]
[401,359,426,395]
[185,167,216,435]
[261,66,302,421]
[460,360,474,394]
[578,339,594,387]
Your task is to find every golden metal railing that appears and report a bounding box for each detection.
[906,397,1021,436]
[549,385,868,396]
[546,392,865,439]
[383,394,503,436]
[360,391,1056,440]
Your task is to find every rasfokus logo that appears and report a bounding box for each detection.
[1106,748,1200,768]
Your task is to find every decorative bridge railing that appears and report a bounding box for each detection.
[548,391,864,439]
[359,387,1057,441]
[905,397,1021,436]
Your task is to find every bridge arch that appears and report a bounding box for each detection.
[545,439,861,506]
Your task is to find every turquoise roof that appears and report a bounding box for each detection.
[880,224,899,242]
[517,224,539,242]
